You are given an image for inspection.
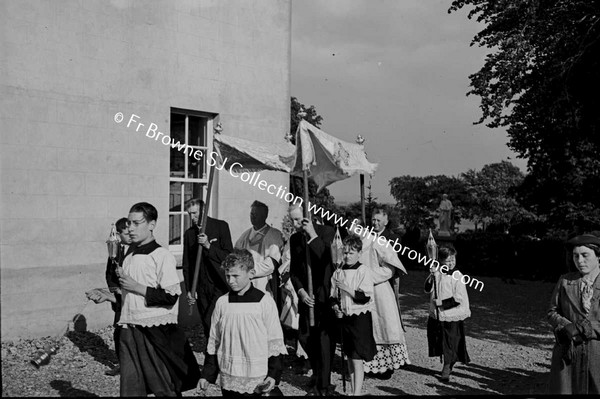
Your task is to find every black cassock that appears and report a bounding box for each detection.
[182,217,233,334]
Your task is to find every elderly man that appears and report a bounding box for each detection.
[288,203,336,396]
[235,201,284,298]
[182,198,233,337]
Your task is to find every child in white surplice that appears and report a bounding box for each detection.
[330,235,377,396]
[200,249,288,395]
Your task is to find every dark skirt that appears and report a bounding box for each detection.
[340,312,377,361]
[119,324,200,396]
[427,317,470,365]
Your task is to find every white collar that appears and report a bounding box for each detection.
[252,224,269,233]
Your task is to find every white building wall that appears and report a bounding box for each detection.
[0,0,291,339]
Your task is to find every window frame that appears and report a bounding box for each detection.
[168,107,215,254]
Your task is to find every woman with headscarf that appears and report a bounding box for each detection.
[346,219,411,378]
[548,234,600,394]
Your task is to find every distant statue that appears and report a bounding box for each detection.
[438,194,453,235]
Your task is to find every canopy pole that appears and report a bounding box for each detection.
[359,174,366,226]
[188,142,220,315]
[356,134,367,225]
[303,169,315,327]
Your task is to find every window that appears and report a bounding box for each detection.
[168,108,214,252]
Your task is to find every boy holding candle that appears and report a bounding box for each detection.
[86,217,131,376]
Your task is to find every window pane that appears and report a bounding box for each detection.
[169,182,182,212]
[187,148,206,179]
[182,182,204,229]
[183,211,192,232]
[168,109,211,251]
[169,214,182,245]
[189,116,206,147]
[171,113,185,143]
[170,146,185,178]
[183,182,204,204]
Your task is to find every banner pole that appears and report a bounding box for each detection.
[188,139,221,315]
[303,169,315,327]
[359,174,366,225]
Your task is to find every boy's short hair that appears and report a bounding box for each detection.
[115,217,128,233]
[343,235,362,252]
[185,198,204,211]
[438,245,457,263]
[221,249,255,272]
[129,202,158,222]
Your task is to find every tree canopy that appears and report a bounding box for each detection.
[461,161,536,231]
[449,0,600,230]
[389,161,530,232]
[389,174,469,229]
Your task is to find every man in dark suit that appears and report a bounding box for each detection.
[371,209,399,245]
[288,203,337,396]
[182,198,233,337]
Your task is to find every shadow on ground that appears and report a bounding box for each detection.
[50,380,98,397]
[65,331,117,369]
[399,270,556,349]
[422,362,548,395]
[182,325,207,353]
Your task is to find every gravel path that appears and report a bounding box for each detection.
[2,270,555,396]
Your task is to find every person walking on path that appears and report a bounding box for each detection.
[200,249,287,396]
[547,234,600,394]
[235,200,284,298]
[288,204,337,396]
[117,202,200,396]
[182,198,233,338]
[346,218,411,379]
[424,245,471,382]
[330,235,377,396]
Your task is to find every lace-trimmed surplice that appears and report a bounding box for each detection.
[206,285,288,394]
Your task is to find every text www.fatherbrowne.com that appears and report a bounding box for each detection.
[114,112,485,292]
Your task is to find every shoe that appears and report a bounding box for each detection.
[105,366,120,376]
[440,364,451,381]
[306,387,321,396]
[379,369,393,380]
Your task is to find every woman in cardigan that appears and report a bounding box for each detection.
[548,234,600,394]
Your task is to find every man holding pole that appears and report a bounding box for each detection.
[182,198,233,338]
[288,203,337,396]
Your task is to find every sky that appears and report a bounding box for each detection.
[291,0,527,204]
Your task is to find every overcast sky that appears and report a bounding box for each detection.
[291,0,527,204]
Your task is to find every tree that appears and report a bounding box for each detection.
[389,161,537,232]
[288,97,336,215]
[290,97,323,145]
[462,161,537,231]
[389,175,470,229]
[450,0,600,230]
